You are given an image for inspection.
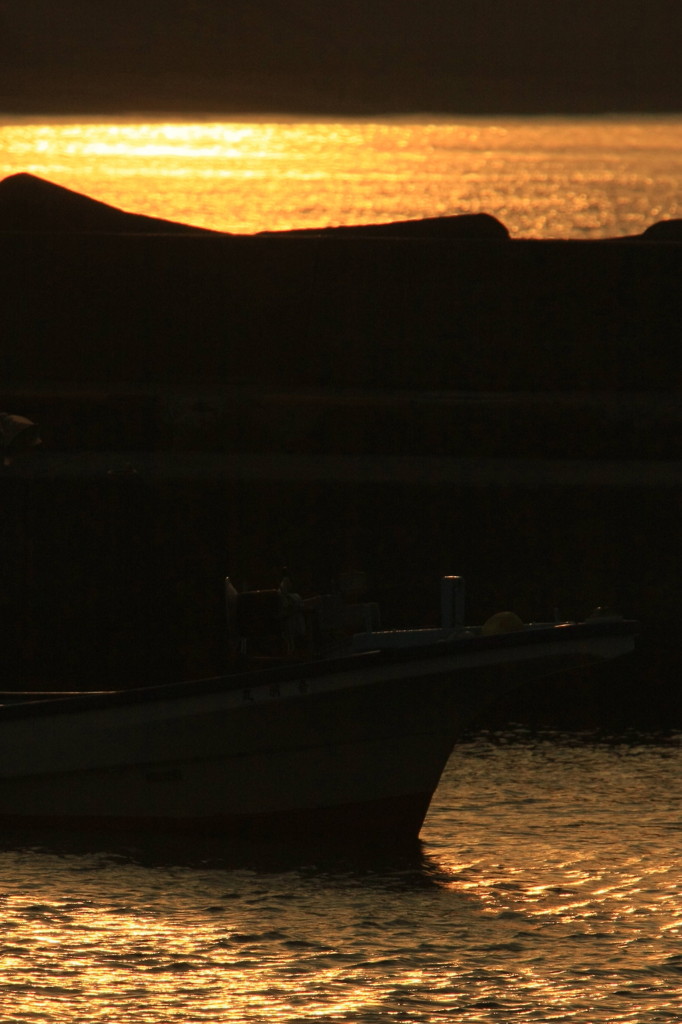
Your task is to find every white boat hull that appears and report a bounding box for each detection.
[0,622,635,841]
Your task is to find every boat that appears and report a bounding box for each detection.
[0,575,635,845]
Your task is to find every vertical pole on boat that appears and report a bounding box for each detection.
[225,577,238,630]
[441,576,465,630]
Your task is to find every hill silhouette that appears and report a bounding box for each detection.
[4,173,680,241]
[0,173,512,239]
[0,173,219,233]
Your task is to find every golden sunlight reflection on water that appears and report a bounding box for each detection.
[0,737,680,1022]
[1,117,681,238]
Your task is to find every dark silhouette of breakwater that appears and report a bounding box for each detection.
[1,174,680,729]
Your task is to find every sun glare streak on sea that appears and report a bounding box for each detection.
[1,116,681,237]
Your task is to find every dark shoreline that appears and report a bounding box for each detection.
[1,181,680,727]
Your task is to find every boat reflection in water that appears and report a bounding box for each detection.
[0,576,636,846]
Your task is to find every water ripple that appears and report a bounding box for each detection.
[0,734,679,1022]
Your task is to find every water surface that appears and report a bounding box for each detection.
[1,116,681,238]
[1,732,680,1023]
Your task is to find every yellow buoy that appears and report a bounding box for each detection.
[481,611,524,635]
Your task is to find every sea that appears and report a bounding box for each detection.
[1,115,681,1021]
[0,731,680,1024]
[1,115,681,238]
